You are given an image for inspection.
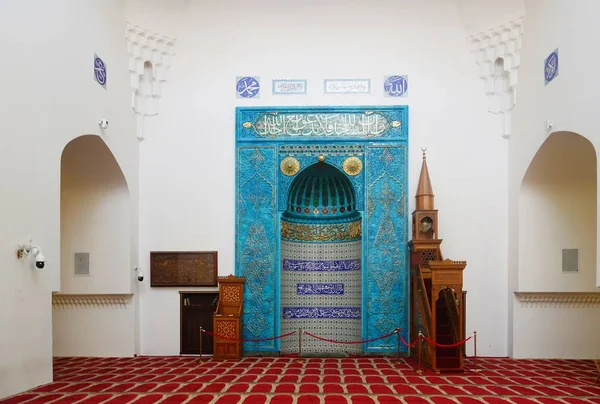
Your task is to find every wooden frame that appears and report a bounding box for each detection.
[150,251,218,287]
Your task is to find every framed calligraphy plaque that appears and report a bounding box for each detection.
[150,251,218,287]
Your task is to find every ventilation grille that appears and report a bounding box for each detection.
[74,253,90,276]
[562,249,579,273]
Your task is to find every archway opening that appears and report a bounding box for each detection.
[519,131,597,291]
[54,135,131,357]
[279,162,362,356]
[435,287,461,369]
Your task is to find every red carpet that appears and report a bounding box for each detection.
[1,356,599,404]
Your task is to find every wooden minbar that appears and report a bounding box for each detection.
[212,275,246,360]
[409,149,468,373]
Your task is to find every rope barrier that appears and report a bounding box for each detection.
[303,330,397,345]
[421,334,472,348]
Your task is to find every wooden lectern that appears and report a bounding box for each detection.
[212,275,246,360]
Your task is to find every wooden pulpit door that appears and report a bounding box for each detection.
[180,292,218,355]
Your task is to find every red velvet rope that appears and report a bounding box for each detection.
[303,330,397,345]
[201,329,297,342]
[399,335,420,348]
[420,334,472,348]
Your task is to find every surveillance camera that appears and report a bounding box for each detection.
[99,119,109,130]
[134,266,144,282]
[35,253,46,269]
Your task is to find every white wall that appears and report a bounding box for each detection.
[0,1,138,399]
[134,0,508,357]
[513,301,600,359]
[509,0,600,358]
[52,301,135,358]
[519,133,597,292]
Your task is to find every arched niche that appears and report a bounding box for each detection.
[519,131,597,291]
[60,135,131,294]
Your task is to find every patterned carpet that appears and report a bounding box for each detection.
[1,356,599,404]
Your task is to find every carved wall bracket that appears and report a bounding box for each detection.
[514,292,600,308]
[52,294,133,310]
[469,17,523,139]
[125,23,177,141]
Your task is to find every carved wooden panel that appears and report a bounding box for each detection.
[433,271,462,284]
[150,251,218,287]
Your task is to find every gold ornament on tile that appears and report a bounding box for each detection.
[280,157,300,176]
[343,157,363,176]
[318,155,325,162]
[242,122,253,128]
[392,120,402,128]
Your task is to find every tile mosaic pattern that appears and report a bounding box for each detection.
[280,238,362,355]
[236,146,277,351]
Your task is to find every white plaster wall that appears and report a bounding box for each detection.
[509,0,600,358]
[0,1,138,399]
[455,0,525,34]
[52,303,135,357]
[513,300,600,359]
[135,0,508,357]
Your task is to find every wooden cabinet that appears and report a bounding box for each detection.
[212,275,246,360]
[180,292,218,355]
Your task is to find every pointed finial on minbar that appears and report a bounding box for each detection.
[416,146,434,211]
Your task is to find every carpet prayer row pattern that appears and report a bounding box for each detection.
[1,356,599,404]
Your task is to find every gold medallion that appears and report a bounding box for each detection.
[343,157,363,176]
[280,157,300,176]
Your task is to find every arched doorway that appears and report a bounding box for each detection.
[514,131,599,359]
[280,162,362,355]
[53,135,133,357]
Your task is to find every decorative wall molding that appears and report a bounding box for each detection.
[469,17,523,139]
[52,294,133,310]
[125,22,177,141]
[514,292,600,308]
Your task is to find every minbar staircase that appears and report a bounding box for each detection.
[410,261,466,373]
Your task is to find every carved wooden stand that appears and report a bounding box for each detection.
[213,275,246,360]
[409,150,468,373]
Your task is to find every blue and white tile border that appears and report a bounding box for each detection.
[273,79,307,95]
[283,307,361,319]
[296,283,345,295]
[282,259,361,272]
[324,79,370,94]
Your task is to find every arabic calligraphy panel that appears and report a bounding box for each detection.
[236,106,407,142]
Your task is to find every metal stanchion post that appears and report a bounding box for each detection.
[473,330,479,372]
[298,328,303,358]
[198,327,204,361]
[396,328,401,359]
[417,331,423,374]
